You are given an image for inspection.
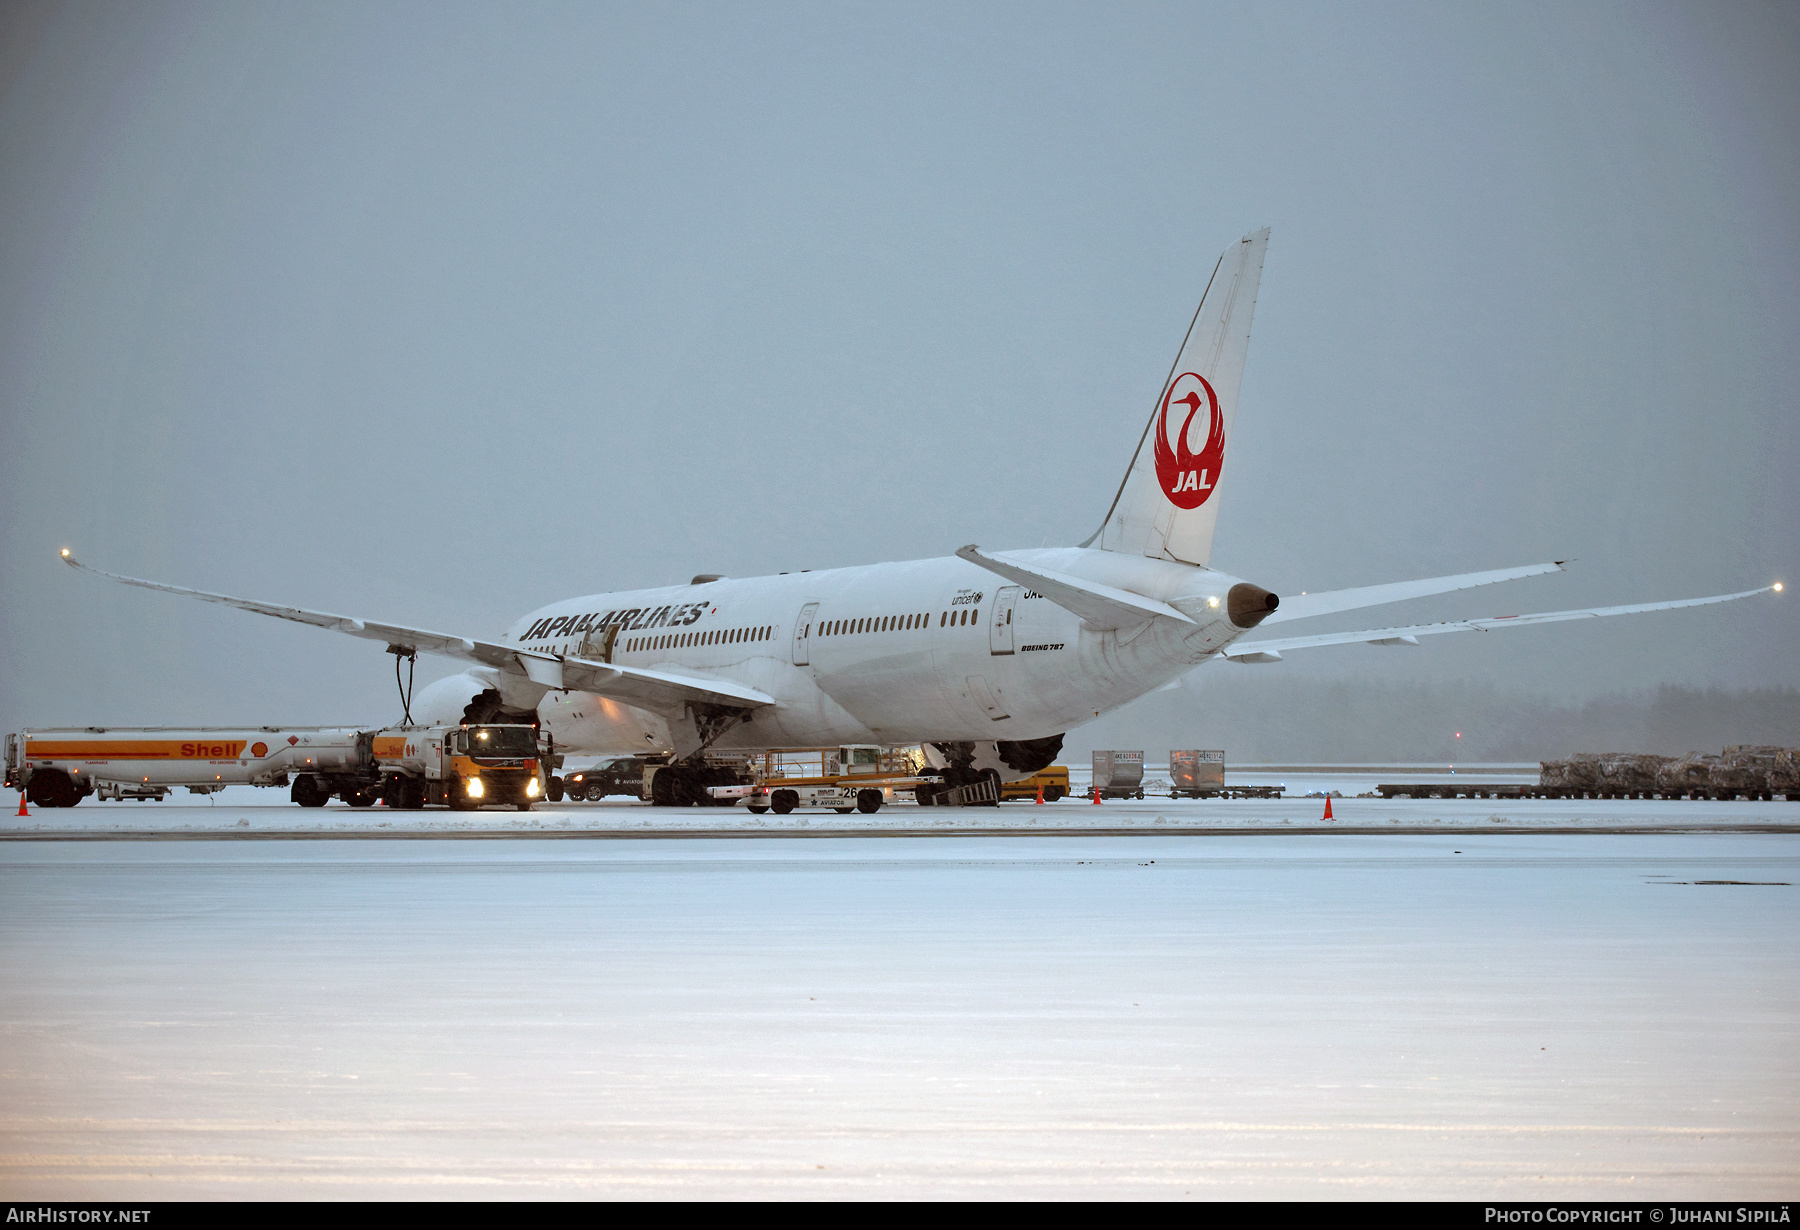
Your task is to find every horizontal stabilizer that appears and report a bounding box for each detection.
[956,545,1194,630]
[1221,584,1778,661]
[1262,561,1566,625]
[62,552,772,714]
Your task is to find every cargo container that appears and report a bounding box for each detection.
[1091,750,1145,800]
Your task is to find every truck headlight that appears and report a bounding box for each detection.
[467,777,484,798]
[526,777,540,797]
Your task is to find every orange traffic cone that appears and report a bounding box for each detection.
[16,792,28,817]
[1035,782,1044,804]
[1092,785,1102,805]
[1322,796,1334,820]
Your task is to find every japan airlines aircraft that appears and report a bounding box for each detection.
[64,229,1779,802]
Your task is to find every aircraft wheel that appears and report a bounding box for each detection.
[651,769,689,807]
[769,789,798,815]
[856,788,882,814]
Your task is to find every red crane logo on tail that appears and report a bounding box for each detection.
[1153,372,1224,510]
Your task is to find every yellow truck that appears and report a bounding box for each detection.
[999,766,1070,802]
[372,723,549,811]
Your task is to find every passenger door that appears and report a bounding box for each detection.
[791,602,819,666]
[989,586,1020,655]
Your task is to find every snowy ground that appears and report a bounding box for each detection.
[2,820,1796,1199]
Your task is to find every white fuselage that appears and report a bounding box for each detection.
[491,548,1260,757]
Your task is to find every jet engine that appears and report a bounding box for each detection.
[409,671,542,728]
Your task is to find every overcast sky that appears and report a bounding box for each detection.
[2,0,1795,732]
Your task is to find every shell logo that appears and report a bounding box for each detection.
[251,742,269,758]
[1152,372,1224,510]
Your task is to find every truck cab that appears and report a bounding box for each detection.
[375,722,547,811]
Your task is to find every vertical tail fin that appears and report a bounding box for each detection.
[1082,228,1268,566]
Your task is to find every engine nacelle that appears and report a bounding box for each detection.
[410,671,539,728]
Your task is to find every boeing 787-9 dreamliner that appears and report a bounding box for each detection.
[64,229,1779,803]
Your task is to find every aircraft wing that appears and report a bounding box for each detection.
[1219,585,1779,662]
[553,657,774,710]
[62,552,773,713]
[957,545,1194,629]
[1258,561,1567,625]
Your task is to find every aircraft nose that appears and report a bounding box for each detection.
[1227,583,1280,629]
